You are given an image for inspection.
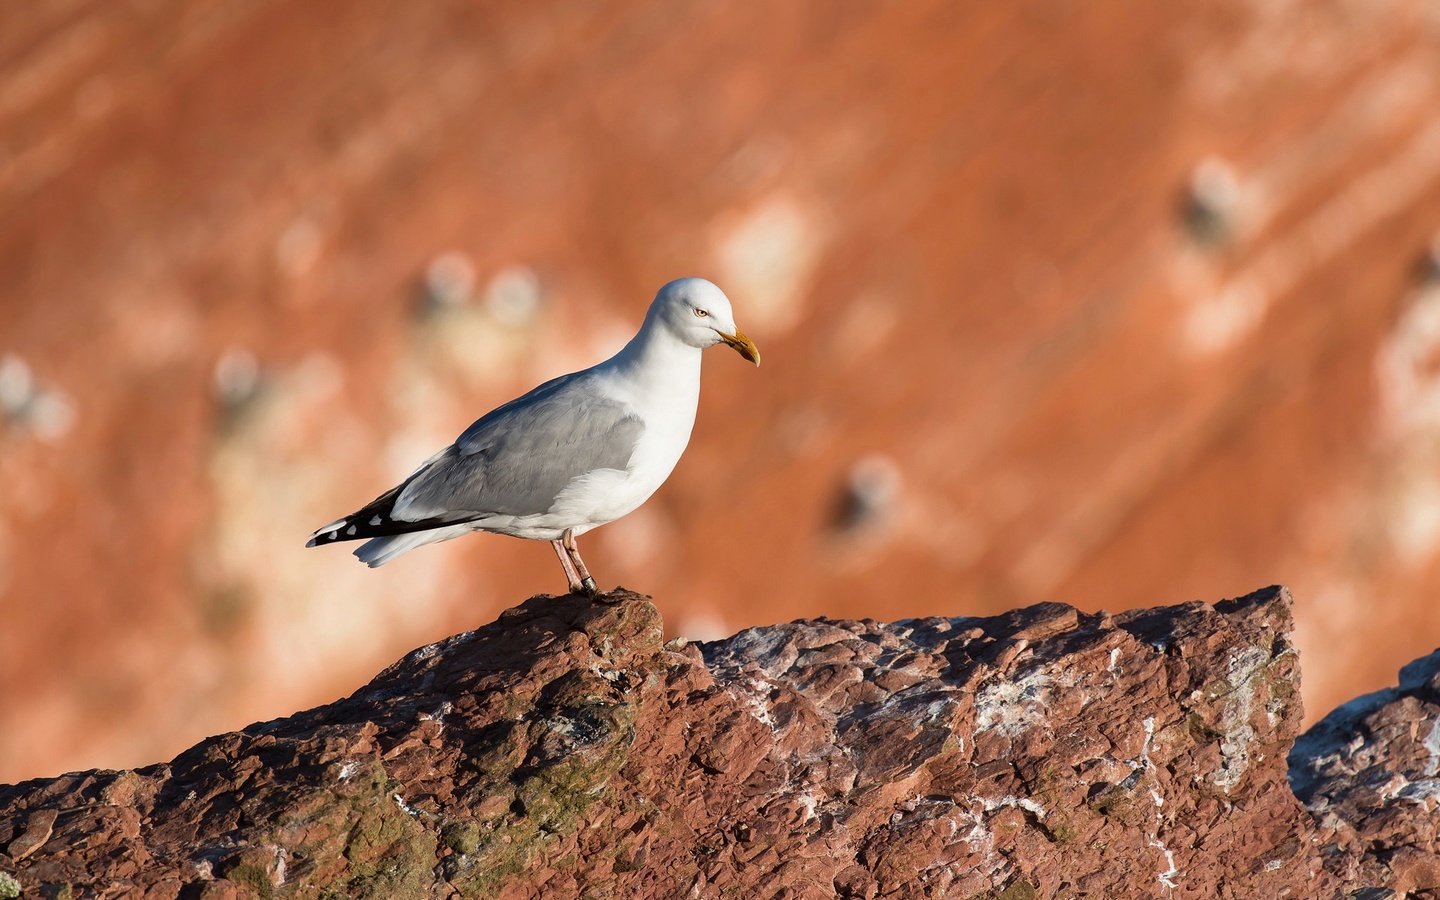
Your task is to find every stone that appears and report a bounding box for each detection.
[1290,648,1440,893]
[0,585,1431,896]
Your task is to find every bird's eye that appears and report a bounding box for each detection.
[693,308,709,318]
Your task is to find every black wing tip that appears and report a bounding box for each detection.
[306,514,368,547]
[307,508,440,546]
[306,527,351,547]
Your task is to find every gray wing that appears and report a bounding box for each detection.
[391,372,645,521]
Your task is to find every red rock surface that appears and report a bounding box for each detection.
[1,586,1430,897]
[1292,647,1440,894]
[5,1,1440,785]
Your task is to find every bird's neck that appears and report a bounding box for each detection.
[611,321,701,379]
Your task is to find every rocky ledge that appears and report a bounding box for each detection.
[0,586,1435,898]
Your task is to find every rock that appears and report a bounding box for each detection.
[1291,648,1440,894]
[0,585,1431,897]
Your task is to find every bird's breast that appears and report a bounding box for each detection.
[555,356,700,528]
[622,384,698,492]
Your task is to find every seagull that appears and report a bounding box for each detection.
[307,277,760,595]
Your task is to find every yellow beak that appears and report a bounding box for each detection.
[718,329,761,366]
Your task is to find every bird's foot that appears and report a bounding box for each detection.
[588,583,630,605]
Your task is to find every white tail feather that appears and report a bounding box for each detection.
[353,524,474,567]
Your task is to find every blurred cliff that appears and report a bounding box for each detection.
[4,0,1440,783]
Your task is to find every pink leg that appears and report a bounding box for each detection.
[561,528,598,595]
[551,539,584,593]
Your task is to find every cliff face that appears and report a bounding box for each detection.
[7,0,1440,787]
[1,586,1432,898]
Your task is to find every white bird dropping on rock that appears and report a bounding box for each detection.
[307,278,761,595]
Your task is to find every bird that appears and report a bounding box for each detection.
[307,277,760,595]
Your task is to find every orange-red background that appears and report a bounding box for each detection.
[4,0,1440,784]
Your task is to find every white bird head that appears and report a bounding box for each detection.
[647,277,761,365]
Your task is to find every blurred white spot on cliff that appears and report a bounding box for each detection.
[1390,475,1440,568]
[1183,281,1268,356]
[409,259,545,388]
[213,348,263,411]
[14,392,72,447]
[0,354,75,442]
[483,265,543,327]
[713,195,824,336]
[422,251,477,313]
[0,355,34,416]
[1180,117,1440,361]
[206,349,447,698]
[1378,284,1440,438]
[1183,156,1243,247]
[834,454,902,534]
[1374,282,1440,566]
[1172,157,1268,357]
[276,217,323,277]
